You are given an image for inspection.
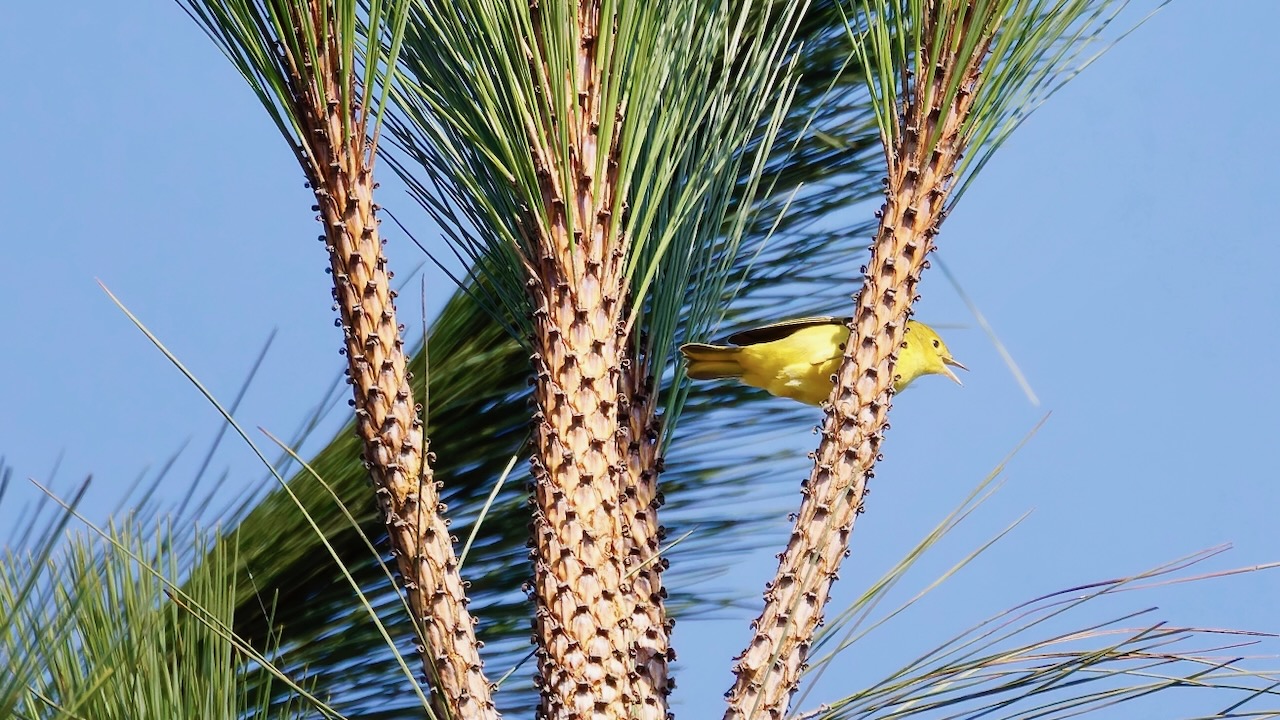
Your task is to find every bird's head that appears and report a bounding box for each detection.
[898,320,967,390]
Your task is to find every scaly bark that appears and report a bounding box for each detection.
[723,10,995,720]
[524,3,670,718]
[279,5,496,718]
[619,365,674,720]
[526,247,635,719]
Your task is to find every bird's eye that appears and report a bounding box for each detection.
[932,339,940,348]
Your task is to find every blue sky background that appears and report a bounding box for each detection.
[3,1,1278,718]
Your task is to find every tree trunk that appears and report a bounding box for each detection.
[524,4,671,718]
[724,9,994,719]
[288,4,497,717]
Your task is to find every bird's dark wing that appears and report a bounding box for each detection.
[725,316,850,346]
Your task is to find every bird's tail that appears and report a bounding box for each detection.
[679,343,744,380]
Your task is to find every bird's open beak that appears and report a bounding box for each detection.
[941,357,967,386]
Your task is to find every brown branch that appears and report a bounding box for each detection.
[619,365,675,720]
[280,4,496,718]
[722,7,996,720]
[523,3,671,718]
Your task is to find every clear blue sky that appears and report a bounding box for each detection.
[3,2,1278,718]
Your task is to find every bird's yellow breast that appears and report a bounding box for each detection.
[735,324,847,404]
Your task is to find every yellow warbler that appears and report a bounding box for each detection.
[680,317,965,405]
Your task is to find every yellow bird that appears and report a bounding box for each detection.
[680,317,965,405]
